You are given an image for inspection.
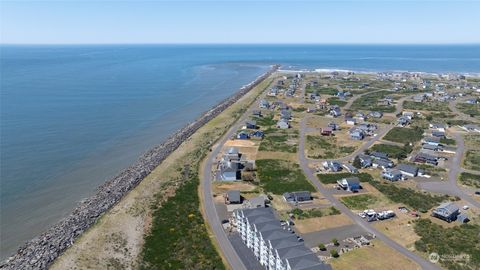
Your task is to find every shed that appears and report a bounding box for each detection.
[226,190,241,204]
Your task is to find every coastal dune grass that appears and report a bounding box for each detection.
[383,127,424,144]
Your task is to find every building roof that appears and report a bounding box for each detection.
[285,253,326,270]
[227,190,241,202]
[227,147,239,155]
[435,202,459,216]
[370,151,389,159]
[397,164,419,175]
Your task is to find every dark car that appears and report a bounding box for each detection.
[475,191,480,195]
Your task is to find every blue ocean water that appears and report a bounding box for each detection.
[1,44,479,258]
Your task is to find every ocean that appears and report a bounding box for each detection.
[1,44,479,258]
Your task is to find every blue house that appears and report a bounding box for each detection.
[250,130,264,138]
[237,131,250,139]
[337,177,361,192]
[350,129,364,140]
[358,154,372,168]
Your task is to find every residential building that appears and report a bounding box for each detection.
[337,177,361,192]
[251,130,265,138]
[358,154,372,168]
[349,129,364,140]
[370,151,389,160]
[422,144,442,152]
[397,163,419,177]
[432,202,460,223]
[461,124,480,132]
[429,123,446,132]
[252,110,263,117]
[369,111,383,118]
[342,163,358,173]
[277,120,290,129]
[226,190,242,204]
[283,191,312,203]
[246,120,257,129]
[431,131,446,138]
[397,116,411,126]
[345,117,356,126]
[423,136,441,146]
[329,106,342,117]
[237,130,250,139]
[414,152,439,166]
[381,170,403,181]
[322,160,343,172]
[320,127,333,136]
[372,158,394,169]
[281,110,292,121]
[260,99,270,109]
[233,207,330,270]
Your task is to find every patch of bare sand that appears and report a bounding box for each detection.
[294,214,353,234]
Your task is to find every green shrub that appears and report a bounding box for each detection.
[383,127,424,144]
[459,172,480,188]
[330,249,339,258]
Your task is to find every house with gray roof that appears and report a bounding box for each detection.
[397,163,419,177]
[283,191,312,203]
[233,206,331,270]
[432,202,460,222]
[226,190,241,204]
[382,170,403,181]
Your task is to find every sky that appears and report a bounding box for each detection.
[1,0,479,44]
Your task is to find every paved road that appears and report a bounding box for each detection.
[297,119,441,270]
[417,131,480,208]
[448,98,479,123]
[200,86,271,270]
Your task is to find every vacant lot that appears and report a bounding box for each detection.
[253,113,276,128]
[327,97,348,107]
[341,194,379,210]
[383,127,424,144]
[259,128,298,153]
[459,172,480,188]
[403,101,451,112]
[256,159,315,194]
[305,85,337,95]
[317,172,373,184]
[306,135,356,159]
[464,150,480,171]
[369,181,451,213]
[350,90,396,112]
[456,103,480,117]
[414,219,480,270]
[289,206,340,220]
[370,143,412,160]
[329,240,420,270]
[294,214,353,233]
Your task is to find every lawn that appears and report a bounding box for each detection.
[327,97,348,107]
[414,219,480,270]
[350,90,396,113]
[459,172,480,188]
[464,150,480,171]
[456,103,480,117]
[255,159,315,194]
[259,129,298,153]
[306,135,356,159]
[383,127,424,144]
[370,144,412,160]
[341,194,379,210]
[369,181,451,213]
[403,101,451,112]
[317,172,373,184]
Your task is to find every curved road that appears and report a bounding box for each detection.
[298,115,441,270]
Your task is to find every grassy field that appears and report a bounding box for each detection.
[256,159,315,194]
[350,90,396,113]
[456,103,480,117]
[383,127,424,144]
[403,101,451,112]
[305,135,356,159]
[459,172,480,188]
[370,143,412,160]
[259,128,298,153]
[317,172,373,184]
[327,97,348,107]
[440,137,456,145]
[253,113,276,127]
[305,85,337,95]
[369,181,451,213]
[289,206,341,220]
[329,240,420,270]
[340,194,379,210]
[414,219,480,270]
[464,150,480,171]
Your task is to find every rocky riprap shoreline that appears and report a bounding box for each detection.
[0,65,278,270]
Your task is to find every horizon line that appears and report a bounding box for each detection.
[1,42,480,46]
